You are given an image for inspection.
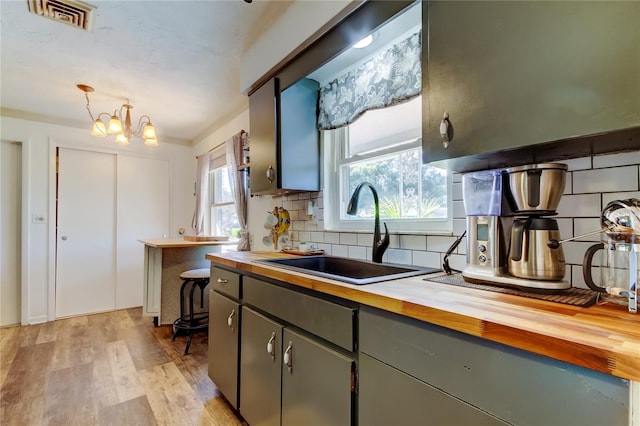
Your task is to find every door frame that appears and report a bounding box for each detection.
[1,139,30,325]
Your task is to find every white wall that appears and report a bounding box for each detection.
[240,0,353,93]
[0,116,194,324]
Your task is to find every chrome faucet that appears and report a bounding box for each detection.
[346,182,390,263]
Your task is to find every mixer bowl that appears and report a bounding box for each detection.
[506,163,567,213]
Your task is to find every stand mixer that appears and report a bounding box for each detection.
[462,163,570,291]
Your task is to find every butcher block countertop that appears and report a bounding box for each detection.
[139,238,235,248]
[206,251,640,382]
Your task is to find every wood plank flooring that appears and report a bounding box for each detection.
[0,308,246,426]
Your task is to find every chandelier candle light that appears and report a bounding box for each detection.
[77,84,158,146]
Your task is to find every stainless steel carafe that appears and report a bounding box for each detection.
[508,218,566,280]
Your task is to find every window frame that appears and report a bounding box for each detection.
[323,127,453,235]
[207,150,240,240]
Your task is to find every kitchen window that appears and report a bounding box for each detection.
[209,156,240,240]
[323,96,452,233]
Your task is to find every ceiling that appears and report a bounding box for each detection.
[0,0,292,145]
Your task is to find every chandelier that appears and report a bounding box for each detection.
[77,84,158,146]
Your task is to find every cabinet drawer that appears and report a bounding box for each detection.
[210,267,240,299]
[360,306,628,426]
[243,276,356,351]
[359,354,505,426]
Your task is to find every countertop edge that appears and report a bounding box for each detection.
[206,252,640,382]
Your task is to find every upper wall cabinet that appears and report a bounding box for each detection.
[422,1,640,172]
[249,77,320,195]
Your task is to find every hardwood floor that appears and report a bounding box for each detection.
[0,308,246,426]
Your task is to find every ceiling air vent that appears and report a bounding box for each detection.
[27,0,95,31]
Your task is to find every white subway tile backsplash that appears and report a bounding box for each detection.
[275,153,638,287]
[340,233,358,245]
[348,245,367,260]
[562,241,597,265]
[572,166,638,194]
[331,245,348,257]
[593,151,640,168]
[602,191,640,206]
[555,218,573,240]
[412,250,441,268]
[298,231,310,243]
[453,200,466,220]
[453,218,466,237]
[427,235,457,252]
[386,249,412,265]
[388,234,400,249]
[564,157,592,172]
[447,254,466,272]
[309,232,324,243]
[452,182,463,201]
[357,233,373,246]
[564,173,572,195]
[317,243,332,254]
[399,235,426,250]
[324,232,340,244]
[556,194,601,218]
[573,218,603,242]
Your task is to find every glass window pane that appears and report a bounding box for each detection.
[214,167,233,204]
[211,204,239,240]
[343,148,448,220]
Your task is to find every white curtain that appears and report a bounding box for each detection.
[226,131,250,251]
[192,152,211,235]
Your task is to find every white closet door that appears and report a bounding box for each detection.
[1,141,22,326]
[116,156,169,309]
[56,148,116,318]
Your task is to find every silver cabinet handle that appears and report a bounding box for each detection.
[283,341,293,372]
[440,112,451,148]
[216,278,228,284]
[266,332,276,357]
[227,309,236,330]
[61,236,68,240]
[266,165,275,184]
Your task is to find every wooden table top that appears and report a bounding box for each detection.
[138,238,235,248]
[206,251,640,382]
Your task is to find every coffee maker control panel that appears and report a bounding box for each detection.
[467,216,500,270]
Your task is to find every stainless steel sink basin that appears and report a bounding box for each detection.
[257,255,439,285]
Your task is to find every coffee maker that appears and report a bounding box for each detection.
[462,163,570,291]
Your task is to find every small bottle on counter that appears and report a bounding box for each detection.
[299,241,308,252]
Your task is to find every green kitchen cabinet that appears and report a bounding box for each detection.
[241,276,357,425]
[359,353,506,426]
[359,306,629,426]
[239,307,283,426]
[248,77,320,195]
[208,289,240,409]
[281,327,354,426]
[422,1,640,171]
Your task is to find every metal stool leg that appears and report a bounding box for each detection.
[172,278,191,341]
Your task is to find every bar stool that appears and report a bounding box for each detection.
[172,268,210,355]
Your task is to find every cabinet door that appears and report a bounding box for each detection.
[239,307,283,426]
[359,354,506,426]
[208,290,240,408]
[281,328,354,426]
[423,1,640,166]
[279,78,320,192]
[249,77,278,194]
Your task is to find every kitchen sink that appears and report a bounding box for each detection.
[257,255,439,285]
